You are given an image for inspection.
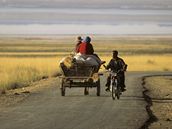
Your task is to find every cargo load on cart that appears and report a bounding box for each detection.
[59,54,105,96]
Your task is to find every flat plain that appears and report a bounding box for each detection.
[0,36,172,90]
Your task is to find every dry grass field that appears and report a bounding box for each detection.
[0,36,172,91]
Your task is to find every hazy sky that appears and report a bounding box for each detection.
[0,0,172,9]
[0,0,172,35]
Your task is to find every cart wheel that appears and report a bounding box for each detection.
[84,87,89,95]
[96,79,100,96]
[61,79,65,96]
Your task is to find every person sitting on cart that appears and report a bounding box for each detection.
[105,50,127,92]
[78,36,105,65]
[78,36,94,55]
[75,36,83,53]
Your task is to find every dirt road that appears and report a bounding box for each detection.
[0,72,170,129]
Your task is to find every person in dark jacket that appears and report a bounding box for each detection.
[75,36,83,53]
[105,50,127,92]
[78,36,94,55]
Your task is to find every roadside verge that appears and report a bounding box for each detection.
[140,75,172,129]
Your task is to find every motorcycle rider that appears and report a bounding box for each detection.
[105,50,127,92]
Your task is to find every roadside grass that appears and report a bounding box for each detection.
[0,57,61,91]
[101,55,172,72]
[0,36,172,91]
[1,55,172,91]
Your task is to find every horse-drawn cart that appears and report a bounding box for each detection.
[59,61,103,96]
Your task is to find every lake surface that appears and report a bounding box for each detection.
[0,0,172,35]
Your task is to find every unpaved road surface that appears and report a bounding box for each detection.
[0,72,170,129]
